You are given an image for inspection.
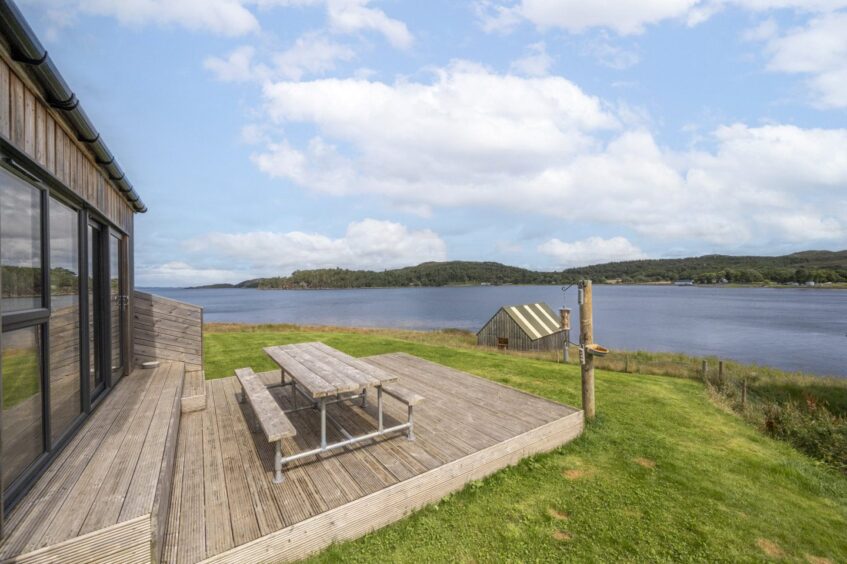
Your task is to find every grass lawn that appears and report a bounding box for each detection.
[205,325,847,563]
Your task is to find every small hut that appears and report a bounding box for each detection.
[477,303,565,351]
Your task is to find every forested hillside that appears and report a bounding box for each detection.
[189,250,847,289]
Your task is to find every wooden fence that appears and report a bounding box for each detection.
[133,291,203,371]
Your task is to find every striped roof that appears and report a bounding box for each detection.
[502,303,563,340]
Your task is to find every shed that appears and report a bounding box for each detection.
[477,302,565,351]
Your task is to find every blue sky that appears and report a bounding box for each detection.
[16,0,847,286]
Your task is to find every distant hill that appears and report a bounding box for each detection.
[186,251,847,289]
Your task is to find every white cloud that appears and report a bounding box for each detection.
[757,11,847,108]
[249,63,847,249]
[137,261,252,287]
[325,0,413,49]
[476,0,847,35]
[186,219,447,274]
[205,34,355,83]
[31,0,261,36]
[581,34,641,69]
[23,0,413,43]
[478,0,702,35]
[273,33,357,80]
[204,46,268,82]
[509,42,553,77]
[539,236,647,268]
[250,0,412,47]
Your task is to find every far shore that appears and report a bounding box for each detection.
[180,282,847,291]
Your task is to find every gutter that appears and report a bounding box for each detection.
[0,0,146,213]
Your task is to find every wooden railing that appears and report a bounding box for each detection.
[133,291,203,371]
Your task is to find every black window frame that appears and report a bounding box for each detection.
[0,137,129,512]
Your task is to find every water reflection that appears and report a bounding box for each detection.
[0,168,42,311]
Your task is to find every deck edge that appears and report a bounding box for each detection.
[199,409,584,563]
[1,515,151,564]
[151,363,186,563]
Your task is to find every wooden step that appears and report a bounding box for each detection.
[181,370,206,413]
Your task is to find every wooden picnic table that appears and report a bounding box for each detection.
[261,342,417,469]
[264,341,398,399]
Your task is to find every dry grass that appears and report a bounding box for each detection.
[756,538,785,558]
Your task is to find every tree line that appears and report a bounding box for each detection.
[205,250,847,289]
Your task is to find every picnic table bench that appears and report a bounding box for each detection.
[236,342,424,483]
[236,367,297,483]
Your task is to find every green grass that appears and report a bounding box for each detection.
[2,347,41,409]
[205,325,847,562]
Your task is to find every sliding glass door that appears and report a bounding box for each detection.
[48,198,83,444]
[87,222,105,403]
[109,232,125,382]
[1,166,47,497]
[1,159,128,509]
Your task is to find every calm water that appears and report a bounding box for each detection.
[143,285,847,377]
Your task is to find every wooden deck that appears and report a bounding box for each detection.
[0,352,582,563]
[164,353,583,563]
[0,362,184,563]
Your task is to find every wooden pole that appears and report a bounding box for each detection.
[701,360,708,381]
[741,378,747,409]
[579,280,595,421]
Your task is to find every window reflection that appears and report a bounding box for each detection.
[0,168,42,311]
[1,326,44,488]
[110,234,122,373]
[49,198,81,442]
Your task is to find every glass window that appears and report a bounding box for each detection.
[88,224,102,395]
[49,198,82,442]
[1,326,44,488]
[109,234,122,373]
[1,168,43,312]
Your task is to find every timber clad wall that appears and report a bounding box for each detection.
[0,53,134,233]
[477,309,565,351]
[133,292,203,371]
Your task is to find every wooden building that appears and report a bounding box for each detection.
[0,0,147,535]
[477,302,565,351]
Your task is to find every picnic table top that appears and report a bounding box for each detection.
[263,341,399,399]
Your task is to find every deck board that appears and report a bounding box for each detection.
[0,363,184,562]
[164,353,582,563]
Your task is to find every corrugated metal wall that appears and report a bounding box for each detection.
[477,309,564,351]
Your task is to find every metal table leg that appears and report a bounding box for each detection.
[320,398,327,449]
[377,386,384,432]
[273,441,284,483]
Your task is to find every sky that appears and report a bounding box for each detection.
[15,0,847,286]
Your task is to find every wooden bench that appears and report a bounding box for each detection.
[380,383,425,441]
[235,367,297,483]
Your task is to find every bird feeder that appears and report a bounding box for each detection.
[585,343,609,357]
[559,308,571,331]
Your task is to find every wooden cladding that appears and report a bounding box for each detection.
[133,292,203,371]
[477,309,565,352]
[0,56,134,233]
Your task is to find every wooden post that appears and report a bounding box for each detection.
[741,378,747,409]
[578,280,595,421]
[559,308,571,363]
[718,360,724,381]
[701,360,708,381]
[624,355,630,373]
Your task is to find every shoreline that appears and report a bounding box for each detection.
[177,282,847,291]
